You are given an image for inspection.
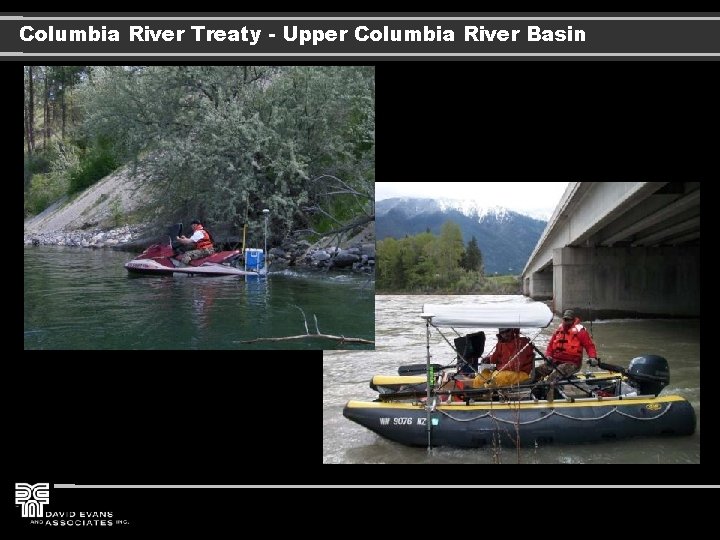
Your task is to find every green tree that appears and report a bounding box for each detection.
[377,237,405,290]
[25,66,89,201]
[436,221,464,286]
[25,66,34,155]
[376,221,489,293]
[403,232,433,290]
[75,66,374,242]
[461,235,484,275]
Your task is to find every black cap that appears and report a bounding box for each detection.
[191,219,202,225]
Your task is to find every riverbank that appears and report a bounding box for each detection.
[24,216,375,273]
[23,157,375,272]
[24,225,146,249]
[376,275,521,295]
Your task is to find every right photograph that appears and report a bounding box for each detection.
[326,181,700,464]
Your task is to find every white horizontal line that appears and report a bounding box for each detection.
[3,17,720,20]
[54,484,359,488]
[53,484,714,488]
[7,52,720,56]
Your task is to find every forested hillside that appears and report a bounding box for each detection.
[376,221,521,294]
[376,198,546,275]
[23,66,375,245]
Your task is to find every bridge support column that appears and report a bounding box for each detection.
[526,268,553,300]
[553,246,700,319]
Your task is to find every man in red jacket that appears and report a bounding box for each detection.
[479,328,535,386]
[536,309,598,383]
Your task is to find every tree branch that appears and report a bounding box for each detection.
[313,174,373,200]
[235,308,373,345]
[301,204,344,226]
[308,215,374,237]
[236,335,374,344]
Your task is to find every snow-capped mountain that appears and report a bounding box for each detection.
[376,198,547,275]
[378,198,514,221]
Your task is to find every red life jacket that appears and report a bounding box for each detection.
[194,226,213,250]
[547,322,584,364]
[491,337,534,374]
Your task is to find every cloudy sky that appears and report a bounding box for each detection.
[376,182,570,220]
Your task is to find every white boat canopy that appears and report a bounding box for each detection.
[421,302,554,329]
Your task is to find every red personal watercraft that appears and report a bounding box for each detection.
[124,223,265,277]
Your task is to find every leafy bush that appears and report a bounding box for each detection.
[455,272,482,293]
[24,172,68,216]
[479,275,522,294]
[24,151,54,190]
[310,200,352,234]
[109,196,123,227]
[68,137,118,194]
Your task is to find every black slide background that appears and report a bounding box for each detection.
[13,31,715,532]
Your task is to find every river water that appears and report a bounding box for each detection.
[324,294,700,464]
[24,246,374,350]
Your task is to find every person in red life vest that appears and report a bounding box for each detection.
[473,328,535,387]
[535,309,598,383]
[176,219,215,264]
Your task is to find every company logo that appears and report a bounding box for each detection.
[15,483,50,517]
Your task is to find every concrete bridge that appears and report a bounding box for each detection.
[522,182,700,319]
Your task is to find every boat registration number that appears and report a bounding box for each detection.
[380,417,424,426]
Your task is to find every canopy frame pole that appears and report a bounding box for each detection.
[421,313,434,451]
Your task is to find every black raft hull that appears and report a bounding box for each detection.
[343,396,696,448]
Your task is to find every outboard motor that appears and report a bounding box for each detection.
[627,355,670,396]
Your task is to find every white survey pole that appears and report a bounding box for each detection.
[262,208,269,270]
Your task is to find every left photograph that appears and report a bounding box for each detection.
[24,65,375,350]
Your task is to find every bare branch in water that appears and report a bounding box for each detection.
[292,304,309,334]
[236,334,374,344]
[236,308,373,345]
